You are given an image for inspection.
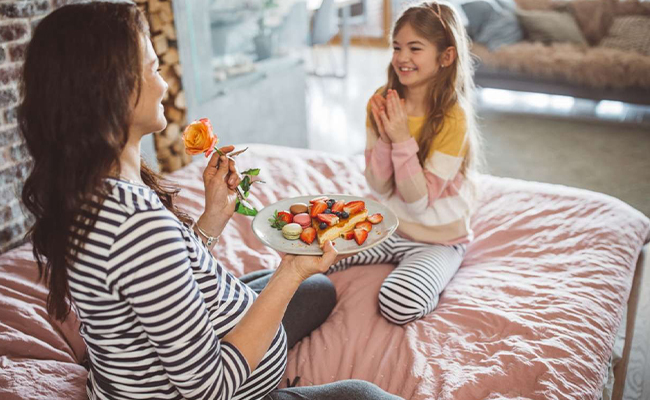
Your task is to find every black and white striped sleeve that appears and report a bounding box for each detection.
[105,208,250,400]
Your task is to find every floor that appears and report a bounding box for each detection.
[305,45,650,400]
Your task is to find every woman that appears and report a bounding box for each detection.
[19,2,401,400]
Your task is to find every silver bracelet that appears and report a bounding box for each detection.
[194,222,219,247]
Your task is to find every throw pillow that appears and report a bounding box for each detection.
[513,0,555,10]
[567,0,614,45]
[461,0,496,38]
[517,9,588,45]
[600,16,650,56]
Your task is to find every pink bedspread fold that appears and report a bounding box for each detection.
[1,144,648,400]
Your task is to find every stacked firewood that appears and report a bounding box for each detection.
[136,0,192,172]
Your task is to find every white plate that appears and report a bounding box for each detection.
[252,194,399,255]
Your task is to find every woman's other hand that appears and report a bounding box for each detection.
[280,241,339,283]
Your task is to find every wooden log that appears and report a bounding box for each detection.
[156,143,172,159]
[183,152,193,165]
[162,48,179,65]
[174,91,186,110]
[173,63,182,77]
[162,23,177,40]
[156,134,173,149]
[165,106,183,123]
[171,140,184,153]
[166,123,181,141]
[159,64,174,80]
[167,155,182,172]
[150,12,164,33]
[148,0,161,13]
[152,34,168,55]
[159,3,173,23]
[167,75,180,96]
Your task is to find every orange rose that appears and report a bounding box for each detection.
[182,118,219,157]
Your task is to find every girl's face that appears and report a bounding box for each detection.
[130,37,168,138]
[391,23,440,89]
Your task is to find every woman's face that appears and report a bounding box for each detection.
[391,23,440,89]
[130,36,168,138]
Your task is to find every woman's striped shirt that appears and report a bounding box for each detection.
[67,179,287,400]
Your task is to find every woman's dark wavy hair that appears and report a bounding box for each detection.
[19,1,191,322]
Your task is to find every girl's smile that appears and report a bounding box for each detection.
[391,23,440,88]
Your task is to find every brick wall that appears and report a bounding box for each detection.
[0,0,54,253]
[0,0,187,253]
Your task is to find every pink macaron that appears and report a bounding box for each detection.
[293,213,311,229]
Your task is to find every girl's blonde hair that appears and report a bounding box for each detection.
[384,1,482,175]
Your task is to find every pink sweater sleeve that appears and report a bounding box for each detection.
[365,139,394,196]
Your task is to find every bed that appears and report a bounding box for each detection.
[1,144,648,400]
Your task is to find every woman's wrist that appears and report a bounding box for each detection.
[194,221,220,247]
[196,213,228,242]
[275,258,307,287]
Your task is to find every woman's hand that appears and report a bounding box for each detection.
[198,145,242,238]
[377,89,411,143]
[279,241,339,283]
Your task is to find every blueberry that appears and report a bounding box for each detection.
[341,211,349,219]
[319,222,327,230]
[324,209,332,214]
[327,199,335,207]
[335,212,342,217]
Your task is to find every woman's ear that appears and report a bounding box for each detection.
[441,46,457,68]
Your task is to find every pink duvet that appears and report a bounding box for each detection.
[1,144,648,400]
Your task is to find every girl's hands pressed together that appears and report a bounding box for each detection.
[371,90,411,144]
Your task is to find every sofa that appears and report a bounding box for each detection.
[458,0,650,105]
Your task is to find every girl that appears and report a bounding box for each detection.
[329,2,482,325]
[19,2,401,400]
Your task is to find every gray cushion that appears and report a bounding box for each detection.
[517,10,588,45]
[492,0,517,12]
[461,1,495,38]
[462,0,523,50]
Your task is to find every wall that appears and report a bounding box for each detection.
[0,0,189,253]
[0,0,52,253]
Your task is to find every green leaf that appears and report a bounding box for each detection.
[236,202,258,216]
[241,168,261,176]
[240,176,251,193]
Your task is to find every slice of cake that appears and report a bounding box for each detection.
[310,199,368,246]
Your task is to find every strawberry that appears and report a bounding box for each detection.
[331,200,345,213]
[269,210,290,230]
[317,213,339,227]
[278,211,293,224]
[309,196,329,204]
[354,228,368,245]
[310,201,328,217]
[356,221,372,232]
[300,227,316,245]
[341,230,355,240]
[367,213,384,224]
[343,200,365,215]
